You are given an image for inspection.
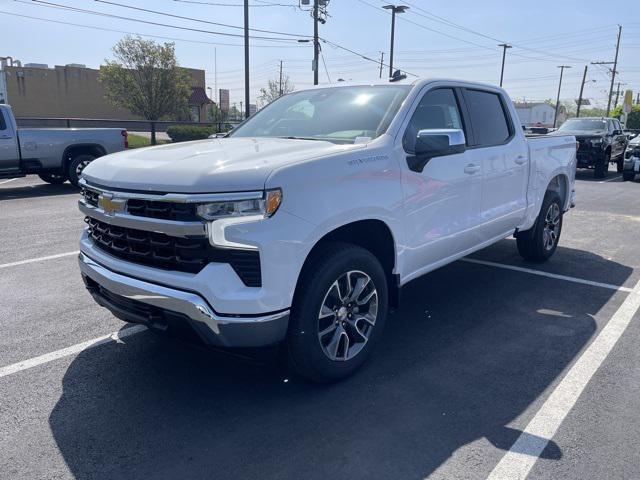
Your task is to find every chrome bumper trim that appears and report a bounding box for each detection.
[79,252,289,347]
[80,178,263,203]
[79,200,207,238]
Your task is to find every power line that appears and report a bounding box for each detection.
[0,9,307,47]
[93,0,309,38]
[21,0,303,42]
[172,0,298,7]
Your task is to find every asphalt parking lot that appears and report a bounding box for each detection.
[1,170,639,480]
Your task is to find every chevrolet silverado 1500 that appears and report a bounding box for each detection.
[0,104,127,186]
[77,79,577,381]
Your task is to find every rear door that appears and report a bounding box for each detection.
[461,88,528,239]
[0,108,20,171]
[399,86,483,275]
[611,119,626,158]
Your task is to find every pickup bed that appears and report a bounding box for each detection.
[0,104,127,186]
[77,78,577,382]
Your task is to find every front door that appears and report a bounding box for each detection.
[0,108,20,171]
[400,87,483,277]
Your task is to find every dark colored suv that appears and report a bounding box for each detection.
[555,117,628,178]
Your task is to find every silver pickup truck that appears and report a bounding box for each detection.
[0,104,127,186]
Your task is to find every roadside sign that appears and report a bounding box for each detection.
[623,90,633,114]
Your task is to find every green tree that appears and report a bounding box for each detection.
[257,76,295,108]
[100,36,191,144]
[611,104,640,129]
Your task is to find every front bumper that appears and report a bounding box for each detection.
[79,252,289,347]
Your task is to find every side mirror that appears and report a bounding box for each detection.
[407,129,466,173]
[613,129,623,135]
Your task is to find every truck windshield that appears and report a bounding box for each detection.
[228,85,412,143]
[558,119,606,132]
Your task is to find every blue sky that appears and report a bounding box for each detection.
[2,0,639,108]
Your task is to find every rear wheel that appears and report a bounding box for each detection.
[623,170,636,181]
[38,172,67,184]
[67,154,95,187]
[286,243,388,383]
[516,190,563,262]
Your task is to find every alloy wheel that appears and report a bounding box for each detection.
[317,270,378,361]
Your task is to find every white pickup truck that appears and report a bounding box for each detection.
[0,104,127,186]
[78,79,577,382]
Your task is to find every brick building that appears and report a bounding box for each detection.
[0,62,212,122]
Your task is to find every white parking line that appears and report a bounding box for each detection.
[598,175,622,183]
[486,277,640,480]
[0,250,79,269]
[0,178,17,185]
[461,258,633,293]
[0,325,147,379]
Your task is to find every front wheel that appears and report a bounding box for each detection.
[516,190,563,262]
[623,171,636,181]
[38,172,67,184]
[594,152,609,179]
[286,243,388,382]
[616,157,624,173]
[67,154,95,187]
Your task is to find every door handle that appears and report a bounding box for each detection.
[0,135,12,140]
[464,163,481,174]
[515,156,527,165]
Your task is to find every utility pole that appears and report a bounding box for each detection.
[606,25,622,116]
[383,5,408,78]
[554,65,571,128]
[577,65,588,118]
[313,0,319,85]
[637,92,640,105]
[614,82,622,108]
[378,51,385,79]
[279,60,283,96]
[498,43,511,87]
[243,0,250,119]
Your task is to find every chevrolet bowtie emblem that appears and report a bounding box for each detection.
[97,193,126,216]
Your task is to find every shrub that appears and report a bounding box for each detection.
[166,125,217,142]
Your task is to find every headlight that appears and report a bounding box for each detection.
[196,189,282,221]
[590,138,603,146]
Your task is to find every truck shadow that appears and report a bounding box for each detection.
[48,246,631,480]
[0,182,78,200]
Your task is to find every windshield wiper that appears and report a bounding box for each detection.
[276,136,325,141]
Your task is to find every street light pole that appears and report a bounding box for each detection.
[383,5,408,78]
[554,65,571,128]
[498,43,511,87]
[243,0,250,119]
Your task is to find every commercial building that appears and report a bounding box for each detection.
[0,60,213,122]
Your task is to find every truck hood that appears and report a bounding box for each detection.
[82,137,363,193]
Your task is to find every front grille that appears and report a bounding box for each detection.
[626,147,640,159]
[85,217,261,286]
[81,188,99,207]
[127,199,199,222]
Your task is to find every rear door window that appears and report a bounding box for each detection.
[0,110,6,131]
[463,89,512,147]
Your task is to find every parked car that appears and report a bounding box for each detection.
[553,117,628,178]
[0,104,127,186]
[77,79,577,382]
[623,134,640,181]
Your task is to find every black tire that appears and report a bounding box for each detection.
[623,170,636,181]
[38,172,67,184]
[594,151,609,179]
[286,242,388,383]
[67,154,95,187]
[616,157,624,173]
[516,190,563,263]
